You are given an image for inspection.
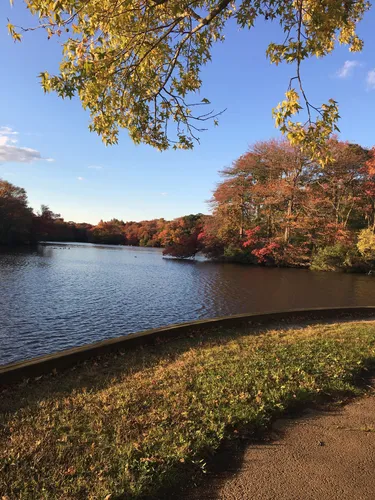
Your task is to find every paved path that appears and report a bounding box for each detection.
[183,393,375,500]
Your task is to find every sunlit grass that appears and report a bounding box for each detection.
[1,321,375,498]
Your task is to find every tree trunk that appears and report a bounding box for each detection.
[239,195,244,238]
[284,199,293,243]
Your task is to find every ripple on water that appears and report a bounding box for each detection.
[1,243,374,365]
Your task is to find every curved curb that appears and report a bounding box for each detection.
[2,306,375,385]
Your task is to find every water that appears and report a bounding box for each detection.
[0,242,375,365]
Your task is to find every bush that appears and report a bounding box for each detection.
[252,241,310,268]
[223,245,256,264]
[357,228,375,260]
[310,243,368,272]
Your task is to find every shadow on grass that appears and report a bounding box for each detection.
[1,314,373,416]
[0,323,255,415]
[1,319,375,500]
[163,372,375,500]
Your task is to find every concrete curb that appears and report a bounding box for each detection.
[2,307,375,384]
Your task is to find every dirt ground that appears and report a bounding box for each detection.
[182,392,375,500]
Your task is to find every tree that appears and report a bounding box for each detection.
[89,219,126,244]
[0,179,33,245]
[32,204,63,240]
[309,140,369,230]
[8,0,370,164]
[204,138,370,267]
[163,214,204,258]
[209,139,311,245]
[359,147,375,231]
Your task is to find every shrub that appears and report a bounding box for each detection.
[357,228,375,260]
[223,245,256,264]
[310,244,365,272]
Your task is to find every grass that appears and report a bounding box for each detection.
[1,320,375,499]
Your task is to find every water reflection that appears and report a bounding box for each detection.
[0,243,374,365]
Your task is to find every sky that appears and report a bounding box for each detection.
[1,3,375,224]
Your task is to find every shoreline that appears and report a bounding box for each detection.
[2,307,375,384]
[2,241,375,273]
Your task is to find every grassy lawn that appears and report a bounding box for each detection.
[1,321,375,499]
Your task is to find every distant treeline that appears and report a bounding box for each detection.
[3,137,375,271]
[0,180,204,258]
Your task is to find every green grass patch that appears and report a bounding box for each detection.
[1,321,375,499]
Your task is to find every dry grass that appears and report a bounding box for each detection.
[1,321,375,499]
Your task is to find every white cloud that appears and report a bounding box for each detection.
[366,69,375,89]
[0,126,54,164]
[337,60,360,79]
[88,165,103,170]
[0,144,42,163]
[0,127,18,147]
[77,176,84,181]
[160,192,168,196]
[0,126,18,137]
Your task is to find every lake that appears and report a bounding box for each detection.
[1,242,375,365]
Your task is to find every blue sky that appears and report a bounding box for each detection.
[1,3,375,224]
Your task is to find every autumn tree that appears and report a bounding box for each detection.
[205,138,370,267]
[209,159,255,243]
[163,214,204,258]
[360,147,375,231]
[8,0,370,163]
[311,141,369,228]
[89,219,126,244]
[207,139,312,263]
